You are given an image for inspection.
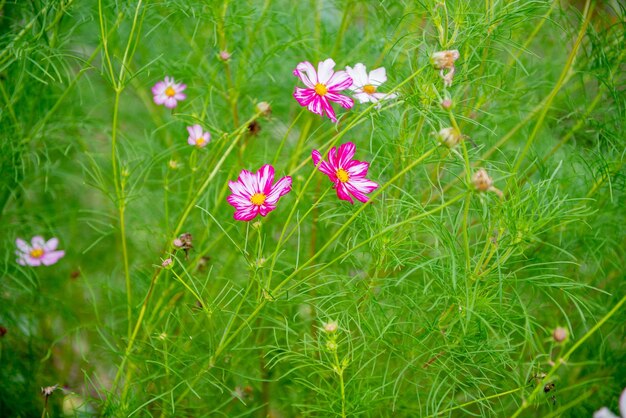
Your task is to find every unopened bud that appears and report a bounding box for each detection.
[256,101,271,116]
[441,99,452,110]
[553,327,568,343]
[326,340,338,352]
[219,50,231,61]
[161,258,173,269]
[168,160,180,170]
[323,321,338,333]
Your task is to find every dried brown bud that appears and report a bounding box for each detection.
[437,127,462,148]
[472,169,494,192]
[431,50,460,70]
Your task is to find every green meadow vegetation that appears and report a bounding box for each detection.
[1,0,625,416]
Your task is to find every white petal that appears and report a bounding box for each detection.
[368,67,387,86]
[317,58,336,84]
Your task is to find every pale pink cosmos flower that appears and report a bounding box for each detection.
[312,142,379,204]
[187,124,210,148]
[594,387,626,418]
[152,76,187,109]
[345,63,397,105]
[16,236,65,267]
[293,58,354,122]
[227,164,292,221]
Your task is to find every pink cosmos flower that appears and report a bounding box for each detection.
[227,164,292,221]
[312,142,379,204]
[15,236,65,266]
[345,63,398,105]
[293,58,354,122]
[152,76,186,109]
[187,124,210,148]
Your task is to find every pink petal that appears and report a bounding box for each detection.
[16,257,27,266]
[32,236,45,248]
[16,238,30,253]
[317,58,336,84]
[227,194,252,209]
[345,178,379,203]
[151,82,166,95]
[238,169,260,195]
[368,67,387,86]
[346,160,369,178]
[265,176,292,204]
[335,182,354,204]
[25,256,42,266]
[44,237,59,251]
[257,164,275,194]
[258,203,277,217]
[620,387,626,418]
[294,61,318,88]
[593,407,619,418]
[325,92,354,110]
[41,250,65,266]
[175,83,187,92]
[319,98,337,122]
[326,70,353,91]
[153,93,167,105]
[336,142,356,168]
[312,150,336,178]
[164,97,178,109]
[188,137,197,146]
[228,181,251,199]
[174,93,186,101]
[307,96,325,117]
[294,87,316,107]
[234,205,259,221]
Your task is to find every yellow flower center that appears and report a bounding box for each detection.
[314,83,328,96]
[250,193,266,206]
[30,248,44,258]
[195,138,206,146]
[363,84,376,94]
[336,168,350,183]
[165,86,176,97]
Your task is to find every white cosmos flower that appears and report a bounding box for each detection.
[345,63,398,105]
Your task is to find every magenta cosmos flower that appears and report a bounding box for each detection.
[293,58,354,122]
[312,142,379,204]
[152,76,186,109]
[187,124,210,148]
[15,236,65,266]
[227,165,292,221]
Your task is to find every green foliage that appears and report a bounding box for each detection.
[0,0,624,416]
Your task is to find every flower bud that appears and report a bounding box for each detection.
[256,101,271,116]
[219,50,232,61]
[168,159,180,170]
[326,340,338,352]
[441,99,452,110]
[323,321,338,333]
[553,327,568,343]
[161,258,173,269]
